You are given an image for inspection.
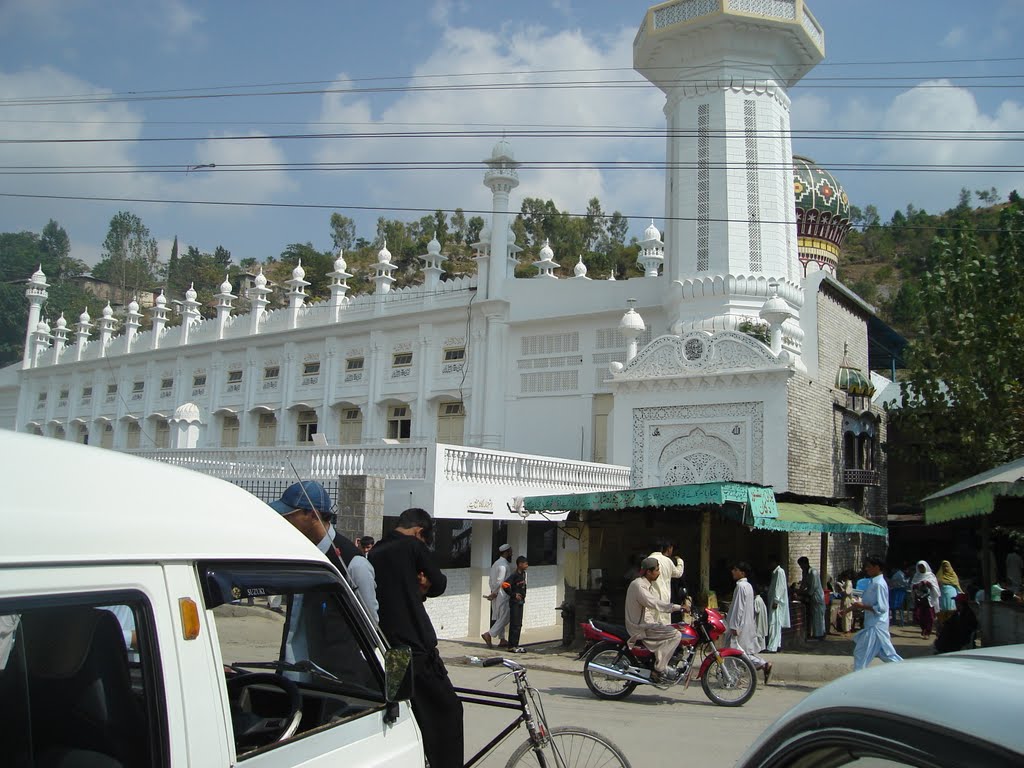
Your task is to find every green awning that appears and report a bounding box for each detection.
[522,482,777,518]
[923,457,1024,524]
[765,503,887,537]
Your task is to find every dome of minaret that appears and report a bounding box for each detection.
[793,155,853,275]
[79,308,91,324]
[333,251,348,272]
[102,303,113,319]
[643,220,661,242]
[427,233,441,255]
[574,255,588,278]
[254,268,267,288]
[491,138,515,162]
[156,290,167,306]
[378,240,392,264]
[185,283,197,302]
[128,299,140,314]
[619,305,645,334]
[31,265,46,283]
[36,320,50,334]
[292,260,305,280]
[479,224,491,244]
[56,313,67,330]
[539,240,554,260]
[220,275,233,294]
[507,223,517,244]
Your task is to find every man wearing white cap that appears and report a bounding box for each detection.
[483,543,513,648]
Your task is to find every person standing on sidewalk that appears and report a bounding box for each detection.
[723,562,773,684]
[503,556,529,653]
[797,556,826,640]
[482,543,512,648]
[369,508,463,768]
[840,554,903,671]
[766,556,791,652]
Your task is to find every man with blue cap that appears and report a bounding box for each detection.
[270,481,377,622]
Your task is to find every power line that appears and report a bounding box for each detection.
[2,191,1019,234]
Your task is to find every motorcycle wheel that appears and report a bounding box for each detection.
[700,653,757,706]
[582,642,639,701]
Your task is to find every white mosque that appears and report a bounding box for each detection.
[2,0,893,640]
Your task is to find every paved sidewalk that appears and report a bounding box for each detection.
[440,624,937,686]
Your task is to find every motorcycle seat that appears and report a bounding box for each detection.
[590,620,630,642]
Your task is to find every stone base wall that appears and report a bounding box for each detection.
[335,475,385,542]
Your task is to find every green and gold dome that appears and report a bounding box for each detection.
[793,155,852,276]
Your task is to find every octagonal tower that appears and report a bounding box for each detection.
[635,0,824,349]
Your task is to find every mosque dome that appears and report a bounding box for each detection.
[539,240,554,261]
[79,308,91,324]
[292,261,305,281]
[220,275,233,294]
[36,320,50,334]
[643,220,661,243]
[427,233,441,255]
[127,299,140,314]
[56,313,67,330]
[835,345,876,398]
[31,265,47,284]
[378,240,392,264]
[478,224,491,244]
[793,155,853,275]
[491,138,515,162]
[619,306,646,334]
[333,252,348,272]
[156,290,167,306]
[102,303,113,319]
[185,283,198,302]
[574,255,588,278]
[254,269,268,288]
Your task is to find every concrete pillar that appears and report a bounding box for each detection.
[335,475,385,543]
[470,520,496,638]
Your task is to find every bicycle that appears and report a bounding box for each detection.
[456,656,631,768]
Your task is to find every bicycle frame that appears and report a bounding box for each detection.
[455,665,544,768]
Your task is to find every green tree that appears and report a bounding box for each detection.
[450,209,468,244]
[92,211,162,303]
[887,209,1024,490]
[329,213,356,251]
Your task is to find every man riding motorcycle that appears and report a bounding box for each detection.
[625,557,685,684]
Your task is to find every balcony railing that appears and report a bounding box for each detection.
[844,468,880,486]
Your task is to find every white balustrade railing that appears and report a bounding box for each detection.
[128,442,630,491]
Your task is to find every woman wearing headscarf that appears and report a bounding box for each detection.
[911,560,941,638]
[936,560,963,612]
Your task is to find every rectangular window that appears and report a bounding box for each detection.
[154,419,170,449]
[160,378,173,390]
[227,370,243,384]
[392,352,412,367]
[386,405,411,442]
[297,409,318,444]
[302,361,320,376]
[221,414,240,448]
[339,408,362,445]
[126,421,141,450]
[443,348,465,362]
[82,386,93,398]
[346,357,364,371]
[1,593,164,767]
[59,388,70,400]
[192,375,206,388]
[100,423,114,449]
[132,381,145,393]
[37,392,47,402]
[264,366,279,380]
[257,413,277,447]
[106,384,118,395]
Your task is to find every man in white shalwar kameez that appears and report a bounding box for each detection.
[766,558,791,652]
[482,544,512,648]
[647,540,685,624]
[625,557,684,685]
[722,562,772,683]
[841,555,902,671]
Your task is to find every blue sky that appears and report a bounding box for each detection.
[1,0,1022,273]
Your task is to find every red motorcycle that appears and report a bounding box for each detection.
[579,607,757,706]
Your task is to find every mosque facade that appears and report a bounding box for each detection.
[3,0,890,639]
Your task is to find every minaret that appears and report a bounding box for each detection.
[634,2,824,342]
[571,255,591,280]
[75,308,92,362]
[327,251,353,321]
[249,268,272,335]
[23,265,48,369]
[151,291,169,349]
[96,303,116,357]
[215,275,235,339]
[620,300,646,362]
[532,239,559,279]
[284,261,309,329]
[124,300,142,348]
[373,240,397,295]
[420,233,445,291]
[179,283,201,345]
[482,138,520,299]
[636,220,664,278]
[51,313,69,364]
[32,319,51,367]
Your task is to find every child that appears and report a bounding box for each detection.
[503,556,529,653]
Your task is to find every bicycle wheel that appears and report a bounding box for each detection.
[505,726,631,768]
[582,642,638,701]
[700,654,756,707]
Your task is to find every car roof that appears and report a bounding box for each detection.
[0,431,328,568]
[744,646,1024,757]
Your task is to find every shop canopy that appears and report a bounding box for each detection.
[923,456,1024,525]
[523,482,885,536]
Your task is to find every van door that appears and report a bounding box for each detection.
[0,564,182,766]
[197,560,423,767]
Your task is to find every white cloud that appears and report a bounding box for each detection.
[942,26,966,48]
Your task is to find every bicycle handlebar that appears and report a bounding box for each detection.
[482,657,506,668]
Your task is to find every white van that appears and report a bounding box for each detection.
[0,431,423,767]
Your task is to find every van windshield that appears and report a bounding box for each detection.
[200,562,387,757]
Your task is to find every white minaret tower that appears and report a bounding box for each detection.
[23,265,48,369]
[284,261,309,329]
[327,251,353,321]
[637,220,664,278]
[620,299,646,363]
[533,239,559,279]
[420,233,445,291]
[249,268,272,335]
[179,283,201,345]
[634,2,824,343]
[373,240,397,295]
[75,308,92,362]
[96,303,116,357]
[124,299,142,348]
[215,275,235,339]
[51,313,69,364]
[482,138,520,299]
[150,291,169,349]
